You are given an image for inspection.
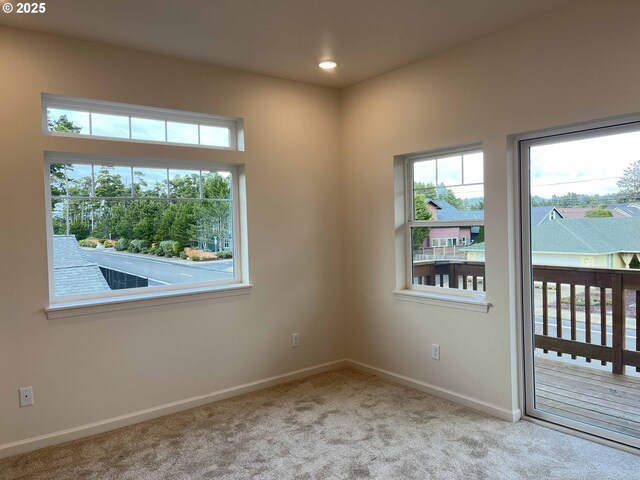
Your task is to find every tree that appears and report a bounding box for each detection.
[69,216,91,240]
[95,167,128,197]
[48,115,83,217]
[412,193,433,251]
[48,114,82,134]
[585,208,613,218]
[617,160,640,203]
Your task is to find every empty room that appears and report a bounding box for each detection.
[2,0,640,478]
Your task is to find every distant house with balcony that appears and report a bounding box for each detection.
[464,217,640,269]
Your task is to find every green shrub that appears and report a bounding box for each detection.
[127,243,139,253]
[160,240,180,257]
[140,247,149,254]
[103,240,113,248]
[172,242,183,256]
[179,251,188,259]
[78,239,97,248]
[131,239,150,251]
[218,250,233,259]
[116,238,130,251]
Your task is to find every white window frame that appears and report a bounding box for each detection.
[44,152,250,318]
[394,144,489,312]
[42,94,243,151]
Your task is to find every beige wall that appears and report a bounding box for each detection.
[340,0,640,415]
[0,27,345,447]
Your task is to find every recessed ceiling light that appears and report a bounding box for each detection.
[318,60,337,70]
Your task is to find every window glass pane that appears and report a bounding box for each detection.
[131,117,165,142]
[200,125,230,147]
[411,226,485,290]
[412,157,485,219]
[47,108,90,134]
[202,171,231,199]
[167,122,199,144]
[447,185,485,210]
[463,152,484,184]
[134,167,168,198]
[94,166,133,197]
[437,155,462,186]
[50,191,236,297]
[169,169,200,199]
[413,159,437,188]
[66,164,93,197]
[91,113,130,138]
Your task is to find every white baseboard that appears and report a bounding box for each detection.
[0,359,348,459]
[346,359,521,422]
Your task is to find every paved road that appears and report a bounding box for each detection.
[82,249,234,285]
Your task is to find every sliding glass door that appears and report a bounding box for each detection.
[520,120,640,448]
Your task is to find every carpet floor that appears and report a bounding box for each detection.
[1,367,639,479]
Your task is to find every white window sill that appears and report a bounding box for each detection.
[45,283,253,319]
[393,289,490,313]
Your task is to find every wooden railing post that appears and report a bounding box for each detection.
[449,263,458,289]
[612,273,625,375]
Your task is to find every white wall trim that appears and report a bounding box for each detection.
[346,359,521,422]
[0,359,347,459]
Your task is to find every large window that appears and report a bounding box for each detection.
[46,154,242,303]
[42,94,241,150]
[405,145,485,295]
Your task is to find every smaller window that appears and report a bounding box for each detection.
[42,94,242,150]
[406,145,486,294]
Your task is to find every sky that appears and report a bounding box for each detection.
[414,151,484,199]
[412,130,640,203]
[530,130,640,200]
[48,108,230,147]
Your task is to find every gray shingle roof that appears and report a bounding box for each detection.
[532,217,640,254]
[426,199,484,221]
[425,201,560,224]
[464,217,640,254]
[608,203,640,217]
[53,236,111,297]
[530,206,563,225]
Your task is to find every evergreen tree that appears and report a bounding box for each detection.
[617,160,640,203]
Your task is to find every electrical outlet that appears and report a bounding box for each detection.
[292,332,300,348]
[19,387,33,407]
[431,344,440,361]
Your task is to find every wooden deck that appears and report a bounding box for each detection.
[535,357,640,438]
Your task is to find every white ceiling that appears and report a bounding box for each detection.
[0,0,580,87]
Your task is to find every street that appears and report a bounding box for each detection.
[82,249,234,285]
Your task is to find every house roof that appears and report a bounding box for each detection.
[426,199,484,221]
[556,207,593,219]
[53,235,111,297]
[465,218,640,255]
[424,201,560,224]
[608,203,640,217]
[530,206,563,225]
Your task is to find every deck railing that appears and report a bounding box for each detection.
[412,261,640,375]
